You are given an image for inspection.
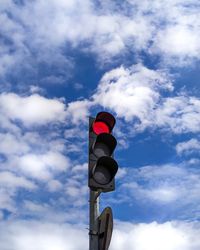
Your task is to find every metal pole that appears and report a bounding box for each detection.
[89,190,100,250]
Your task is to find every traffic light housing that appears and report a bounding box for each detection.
[88,112,118,192]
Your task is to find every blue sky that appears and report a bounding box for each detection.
[0,0,200,249]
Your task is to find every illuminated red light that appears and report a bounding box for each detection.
[92,121,110,135]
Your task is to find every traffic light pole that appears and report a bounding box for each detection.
[89,190,100,250]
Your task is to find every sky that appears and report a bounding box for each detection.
[0,0,200,249]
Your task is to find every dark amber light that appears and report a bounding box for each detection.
[92,121,110,135]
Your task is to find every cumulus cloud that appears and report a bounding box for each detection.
[0,128,87,216]
[0,91,72,192]
[0,220,199,250]
[53,63,200,137]
[0,93,66,126]
[93,64,172,122]
[0,220,88,250]
[0,133,30,155]
[111,220,200,250]
[90,64,200,134]
[176,139,200,155]
[0,91,77,217]
[11,151,70,181]
[152,25,200,61]
[66,99,91,124]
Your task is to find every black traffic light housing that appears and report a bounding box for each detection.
[88,112,118,192]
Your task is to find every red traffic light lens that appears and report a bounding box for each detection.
[92,121,110,135]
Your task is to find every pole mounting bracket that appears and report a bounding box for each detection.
[89,229,99,236]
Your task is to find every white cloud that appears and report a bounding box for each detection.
[64,163,88,207]
[23,201,49,214]
[47,180,63,192]
[66,99,91,124]
[14,151,70,181]
[29,85,44,94]
[152,25,200,58]
[0,220,88,250]
[1,64,196,147]
[0,189,16,213]
[0,10,25,77]
[0,92,83,214]
[1,0,200,80]
[93,64,172,123]
[146,187,179,203]
[0,171,37,214]
[111,220,200,250]
[0,112,21,134]
[16,154,52,180]
[89,65,200,134]
[116,167,127,180]
[176,139,200,155]
[0,220,199,250]
[0,93,66,126]
[0,171,36,190]
[155,96,200,133]
[0,133,30,155]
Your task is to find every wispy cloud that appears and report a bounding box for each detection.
[117,162,200,220]
[1,0,200,86]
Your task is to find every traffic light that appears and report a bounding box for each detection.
[88,111,118,192]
